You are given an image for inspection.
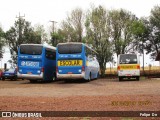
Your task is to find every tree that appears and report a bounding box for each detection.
[145,5,160,59]
[59,8,85,42]
[108,9,138,56]
[50,31,64,46]
[0,26,5,59]
[85,6,112,77]
[5,18,42,64]
[34,24,48,44]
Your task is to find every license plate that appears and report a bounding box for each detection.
[58,60,82,66]
[27,72,32,74]
[5,74,9,75]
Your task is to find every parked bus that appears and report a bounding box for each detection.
[17,44,56,83]
[56,42,100,81]
[117,54,140,81]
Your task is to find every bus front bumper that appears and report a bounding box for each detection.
[17,72,43,80]
[57,72,85,79]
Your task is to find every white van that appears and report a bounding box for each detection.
[117,54,140,81]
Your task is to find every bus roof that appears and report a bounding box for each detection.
[20,44,56,50]
[57,42,98,54]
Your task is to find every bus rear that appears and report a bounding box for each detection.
[56,43,85,79]
[17,44,44,80]
[117,54,140,81]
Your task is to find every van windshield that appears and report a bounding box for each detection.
[119,54,137,64]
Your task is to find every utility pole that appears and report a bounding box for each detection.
[50,20,57,33]
[16,12,25,43]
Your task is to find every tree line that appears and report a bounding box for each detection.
[0,5,160,76]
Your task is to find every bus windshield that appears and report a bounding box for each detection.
[58,44,82,54]
[20,45,43,55]
[119,54,137,64]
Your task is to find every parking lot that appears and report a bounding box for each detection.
[0,77,159,113]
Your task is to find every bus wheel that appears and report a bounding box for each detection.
[30,80,37,83]
[14,76,17,81]
[2,77,5,81]
[136,76,140,81]
[53,73,56,81]
[95,72,99,80]
[87,73,91,82]
[119,77,123,82]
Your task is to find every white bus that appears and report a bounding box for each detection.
[117,54,140,81]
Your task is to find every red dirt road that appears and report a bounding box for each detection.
[0,78,160,119]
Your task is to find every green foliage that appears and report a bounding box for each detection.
[146,5,160,59]
[5,18,42,64]
[0,26,5,58]
[85,6,113,76]
[50,31,64,46]
[34,24,48,44]
[130,18,150,54]
[108,9,138,56]
[59,8,84,42]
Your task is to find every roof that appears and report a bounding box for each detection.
[155,52,160,61]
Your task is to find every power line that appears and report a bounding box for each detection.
[50,20,57,33]
[16,12,25,19]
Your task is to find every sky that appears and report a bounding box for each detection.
[0,0,160,68]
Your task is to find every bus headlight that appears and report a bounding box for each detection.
[19,69,22,72]
[37,70,40,73]
[79,69,82,72]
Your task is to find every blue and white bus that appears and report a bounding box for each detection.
[17,44,56,83]
[56,42,100,81]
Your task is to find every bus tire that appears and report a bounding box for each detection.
[52,73,56,81]
[136,76,139,81]
[14,76,17,81]
[119,77,123,81]
[87,72,91,82]
[2,77,5,81]
[30,80,37,83]
[96,72,99,80]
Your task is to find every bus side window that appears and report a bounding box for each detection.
[45,49,56,60]
[86,47,92,58]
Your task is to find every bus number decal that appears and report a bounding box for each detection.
[21,61,40,67]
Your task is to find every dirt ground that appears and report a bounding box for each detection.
[0,78,160,120]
